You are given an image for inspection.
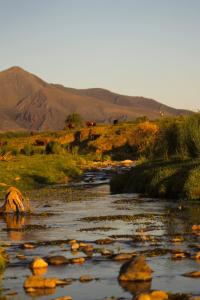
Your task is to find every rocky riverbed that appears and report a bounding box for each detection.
[0,175,200,300]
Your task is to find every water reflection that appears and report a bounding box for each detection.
[119,280,151,297]
[2,214,29,241]
[25,288,56,297]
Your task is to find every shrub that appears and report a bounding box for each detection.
[11,148,20,156]
[65,113,83,128]
[22,144,35,156]
[45,141,65,155]
[185,114,200,158]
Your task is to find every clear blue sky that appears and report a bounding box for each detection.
[0,0,199,110]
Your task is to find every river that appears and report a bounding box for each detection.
[0,171,200,299]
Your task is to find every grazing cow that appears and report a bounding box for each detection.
[86,121,96,127]
[113,119,118,125]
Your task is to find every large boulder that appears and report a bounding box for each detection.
[0,187,30,213]
[119,255,152,282]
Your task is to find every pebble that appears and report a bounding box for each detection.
[71,243,80,251]
[95,238,114,245]
[53,297,72,300]
[79,275,93,282]
[71,257,85,264]
[22,243,35,249]
[114,252,136,261]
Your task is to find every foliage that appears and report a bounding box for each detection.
[110,159,200,200]
[153,114,200,160]
[65,113,83,128]
[22,144,35,156]
[184,114,200,158]
[45,141,65,155]
[0,154,82,191]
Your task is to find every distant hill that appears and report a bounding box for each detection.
[0,66,192,131]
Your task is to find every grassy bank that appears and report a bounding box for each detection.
[0,154,82,191]
[110,159,200,200]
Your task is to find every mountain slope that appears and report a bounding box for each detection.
[0,67,192,131]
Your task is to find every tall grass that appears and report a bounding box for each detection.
[153,114,200,160]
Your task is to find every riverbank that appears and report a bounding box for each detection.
[110,159,200,200]
[0,154,83,191]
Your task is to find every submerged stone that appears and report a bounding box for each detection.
[119,255,152,282]
[47,256,69,265]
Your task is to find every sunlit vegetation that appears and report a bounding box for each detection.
[0,114,200,198]
[111,114,200,200]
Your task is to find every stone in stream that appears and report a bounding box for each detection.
[24,276,58,289]
[53,297,72,300]
[114,252,136,261]
[79,243,94,252]
[192,225,200,231]
[101,248,113,256]
[171,236,184,243]
[71,257,85,264]
[136,290,168,300]
[118,255,152,282]
[71,242,80,251]
[79,275,93,282]
[95,238,114,245]
[22,243,36,249]
[0,187,30,213]
[30,257,48,269]
[194,252,200,260]
[47,255,69,265]
[171,251,189,260]
[16,253,26,260]
[183,271,200,278]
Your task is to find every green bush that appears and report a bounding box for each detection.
[45,141,65,155]
[65,113,83,128]
[110,159,200,200]
[185,114,200,158]
[11,148,20,156]
[22,144,35,156]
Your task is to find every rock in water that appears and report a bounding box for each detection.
[136,290,168,300]
[47,256,69,265]
[24,276,58,289]
[0,187,30,213]
[30,257,48,269]
[119,255,152,282]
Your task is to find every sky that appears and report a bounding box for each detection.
[0,0,199,111]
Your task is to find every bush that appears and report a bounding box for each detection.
[110,159,200,200]
[65,113,83,128]
[185,114,200,158]
[22,144,35,156]
[45,141,65,155]
[11,148,20,156]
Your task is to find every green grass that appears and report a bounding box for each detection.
[110,159,200,200]
[0,154,82,191]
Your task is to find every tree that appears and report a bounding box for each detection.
[65,113,83,129]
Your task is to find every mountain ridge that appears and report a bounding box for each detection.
[0,66,192,131]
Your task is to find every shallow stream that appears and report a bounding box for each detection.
[0,171,200,299]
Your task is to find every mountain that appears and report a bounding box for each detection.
[0,66,192,131]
